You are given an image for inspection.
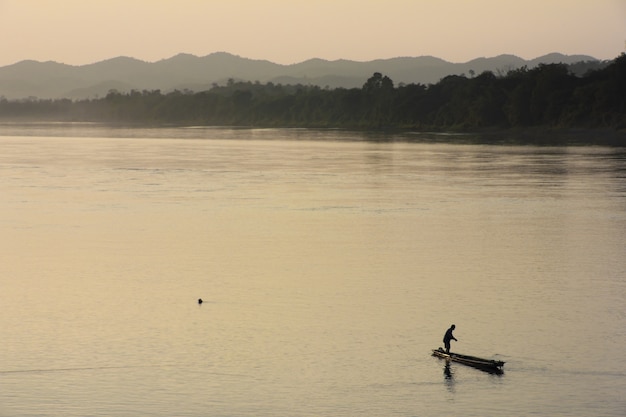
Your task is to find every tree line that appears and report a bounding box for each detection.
[1,54,624,131]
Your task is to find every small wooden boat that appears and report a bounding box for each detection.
[432,347,505,373]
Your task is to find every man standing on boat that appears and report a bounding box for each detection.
[443,324,457,353]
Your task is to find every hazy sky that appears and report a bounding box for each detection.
[1,0,624,66]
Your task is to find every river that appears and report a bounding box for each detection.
[1,125,625,416]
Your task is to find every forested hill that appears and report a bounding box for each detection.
[1,54,624,137]
[0,52,602,100]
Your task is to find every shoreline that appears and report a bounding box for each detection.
[1,120,625,146]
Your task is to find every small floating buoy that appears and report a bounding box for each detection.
[198,298,203,305]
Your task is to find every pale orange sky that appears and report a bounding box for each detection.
[0,0,624,66]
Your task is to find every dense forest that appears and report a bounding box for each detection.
[1,54,624,133]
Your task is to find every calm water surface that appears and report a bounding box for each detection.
[1,125,625,416]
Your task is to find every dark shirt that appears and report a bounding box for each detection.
[443,327,456,343]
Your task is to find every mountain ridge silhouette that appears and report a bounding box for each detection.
[0,52,600,100]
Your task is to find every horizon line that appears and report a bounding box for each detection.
[0,51,606,68]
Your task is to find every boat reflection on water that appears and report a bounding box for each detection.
[467,361,504,375]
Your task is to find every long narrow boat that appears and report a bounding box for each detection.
[432,347,505,373]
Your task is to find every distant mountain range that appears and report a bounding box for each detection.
[0,52,601,100]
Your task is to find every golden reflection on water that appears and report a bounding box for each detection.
[1,129,625,417]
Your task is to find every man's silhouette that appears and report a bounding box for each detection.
[443,324,457,353]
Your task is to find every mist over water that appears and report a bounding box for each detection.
[1,126,625,417]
